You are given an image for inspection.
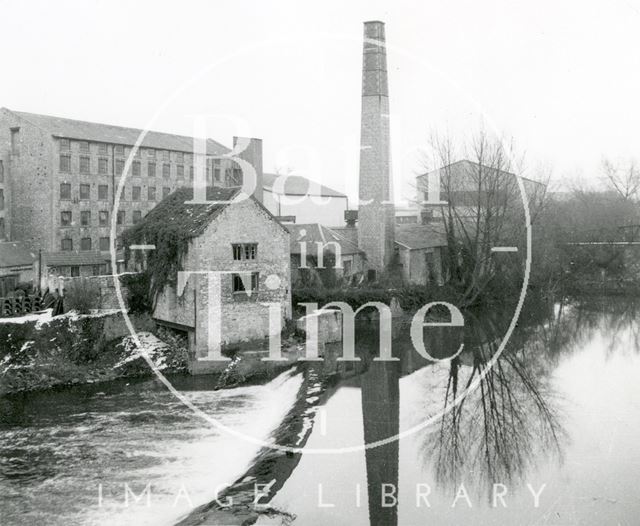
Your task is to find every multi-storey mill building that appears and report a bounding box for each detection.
[0,108,237,276]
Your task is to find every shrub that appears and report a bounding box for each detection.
[63,279,100,314]
[120,272,152,314]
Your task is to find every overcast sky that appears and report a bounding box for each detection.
[1,0,639,203]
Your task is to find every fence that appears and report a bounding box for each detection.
[0,294,44,317]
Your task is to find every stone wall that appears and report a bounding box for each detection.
[58,273,132,310]
[0,109,54,249]
[154,197,291,355]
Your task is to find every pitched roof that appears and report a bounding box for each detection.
[125,186,243,241]
[44,251,108,266]
[0,242,37,268]
[395,224,447,250]
[6,109,229,156]
[418,159,545,189]
[286,223,363,256]
[262,173,347,198]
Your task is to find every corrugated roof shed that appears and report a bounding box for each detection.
[263,173,347,198]
[0,242,37,268]
[7,109,229,156]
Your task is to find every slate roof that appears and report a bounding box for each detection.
[262,173,347,198]
[44,251,108,266]
[395,224,447,250]
[0,242,37,268]
[125,186,243,241]
[287,223,363,256]
[6,109,229,156]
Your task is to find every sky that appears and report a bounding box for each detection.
[1,0,639,204]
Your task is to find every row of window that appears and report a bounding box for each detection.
[61,209,144,229]
[61,237,112,251]
[59,139,201,164]
[59,154,217,180]
[59,183,171,201]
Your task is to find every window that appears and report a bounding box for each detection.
[98,184,108,200]
[163,150,170,161]
[163,163,170,178]
[177,152,184,162]
[343,259,352,276]
[10,128,19,154]
[80,211,91,226]
[79,141,89,153]
[132,210,142,224]
[79,184,90,200]
[132,186,141,201]
[162,187,170,199]
[61,238,73,251]
[92,265,103,276]
[98,158,108,174]
[177,164,184,177]
[99,210,108,226]
[60,183,71,200]
[189,165,194,180]
[147,149,155,158]
[80,237,92,251]
[71,266,80,277]
[115,159,125,174]
[232,243,258,261]
[79,156,90,174]
[214,168,221,181]
[60,154,71,172]
[148,162,156,176]
[60,138,70,151]
[148,186,156,201]
[185,153,192,163]
[99,237,110,251]
[98,143,108,155]
[117,210,125,225]
[0,218,4,240]
[115,145,125,157]
[132,160,141,176]
[232,272,259,294]
[0,189,3,211]
[0,160,3,182]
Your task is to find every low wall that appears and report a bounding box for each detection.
[57,273,135,310]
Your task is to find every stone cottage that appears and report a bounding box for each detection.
[124,186,291,364]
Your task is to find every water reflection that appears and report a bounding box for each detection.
[419,307,566,502]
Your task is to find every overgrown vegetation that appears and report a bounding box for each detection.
[120,272,152,313]
[63,280,100,314]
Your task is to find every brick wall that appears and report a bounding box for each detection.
[357,22,395,270]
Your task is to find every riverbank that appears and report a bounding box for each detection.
[0,310,189,395]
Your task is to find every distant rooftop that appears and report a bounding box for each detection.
[4,108,229,156]
[395,224,447,250]
[286,223,363,256]
[262,173,347,198]
[0,242,37,268]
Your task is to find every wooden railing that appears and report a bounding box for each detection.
[0,295,44,318]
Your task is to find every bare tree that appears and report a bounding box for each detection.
[420,130,549,306]
[600,157,640,201]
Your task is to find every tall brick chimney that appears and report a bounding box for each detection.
[233,136,263,204]
[357,21,395,272]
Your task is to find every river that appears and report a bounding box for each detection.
[1,298,640,525]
